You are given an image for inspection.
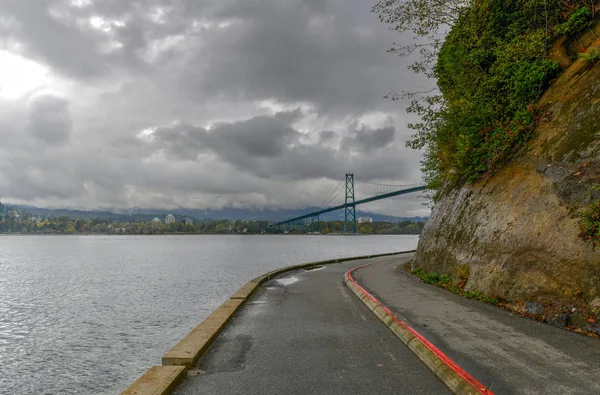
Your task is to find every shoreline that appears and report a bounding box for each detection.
[0,233,421,237]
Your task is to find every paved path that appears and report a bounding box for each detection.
[174,258,450,395]
[354,255,600,395]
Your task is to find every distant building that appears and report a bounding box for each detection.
[165,214,175,224]
[183,218,193,226]
[151,217,162,229]
[358,217,373,224]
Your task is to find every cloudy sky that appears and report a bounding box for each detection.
[0,0,431,217]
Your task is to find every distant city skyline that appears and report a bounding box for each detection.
[2,203,428,223]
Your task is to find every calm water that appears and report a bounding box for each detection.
[0,235,418,394]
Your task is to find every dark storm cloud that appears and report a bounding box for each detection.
[28,95,72,145]
[209,110,303,158]
[341,122,396,153]
[149,111,417,182]
[151,110,302,161]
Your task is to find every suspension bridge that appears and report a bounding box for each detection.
[271,174,427,234]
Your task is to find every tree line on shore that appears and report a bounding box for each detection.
[0,202,424,235]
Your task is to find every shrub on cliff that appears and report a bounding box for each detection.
[579,200,600,241]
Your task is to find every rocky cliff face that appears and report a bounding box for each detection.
[413,31,600,330]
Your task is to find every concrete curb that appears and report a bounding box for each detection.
[344,263,494,395]
[121,250,414,395]
[162,299,245,367]
[121,366,186,395]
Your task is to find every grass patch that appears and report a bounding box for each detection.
[411,267,499,304]
[578,47,600,63]
[578,184,600,241]
[579,200,600,241]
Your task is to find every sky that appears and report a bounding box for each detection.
[0,0,432,217]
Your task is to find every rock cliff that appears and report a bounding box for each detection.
[413,29,600,331]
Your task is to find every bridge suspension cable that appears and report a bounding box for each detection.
[354,177,426,200]
[319,177,345,208]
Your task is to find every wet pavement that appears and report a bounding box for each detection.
[174,258,450,395]
[354,256,600,395]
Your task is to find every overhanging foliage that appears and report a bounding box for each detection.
[374,0,598,199]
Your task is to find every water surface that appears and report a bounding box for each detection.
[0,235,418,394]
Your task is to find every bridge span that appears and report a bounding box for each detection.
[271,173,426,233]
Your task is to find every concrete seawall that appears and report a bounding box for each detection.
[121,251,413,395]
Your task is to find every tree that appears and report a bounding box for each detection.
[372,0,465,199]
[359,223,373,234]
[372,0,464,78]
[215,223,228,234]
[75,219,86,232]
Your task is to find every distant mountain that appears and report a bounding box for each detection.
[10,204,428,223]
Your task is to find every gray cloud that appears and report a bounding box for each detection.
[28,95,72,145]
[152,123,208,160]
[318,130,336,143]
[0,0,432,217]
[184,0,407,115]
[0,1,110,79]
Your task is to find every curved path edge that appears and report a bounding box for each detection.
[344,262,495,395]
[121,250,414,395]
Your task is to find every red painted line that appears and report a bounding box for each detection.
[346,264,494,395]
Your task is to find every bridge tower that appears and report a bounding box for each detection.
[344,173,357,233]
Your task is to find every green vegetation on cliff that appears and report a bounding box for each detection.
[375,0,597,198]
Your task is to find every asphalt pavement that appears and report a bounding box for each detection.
[354,255,600,395]
[174,258,450,395]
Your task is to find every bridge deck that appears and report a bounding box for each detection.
[273,185,426,226]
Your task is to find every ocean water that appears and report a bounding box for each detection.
[0,234,418,394]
